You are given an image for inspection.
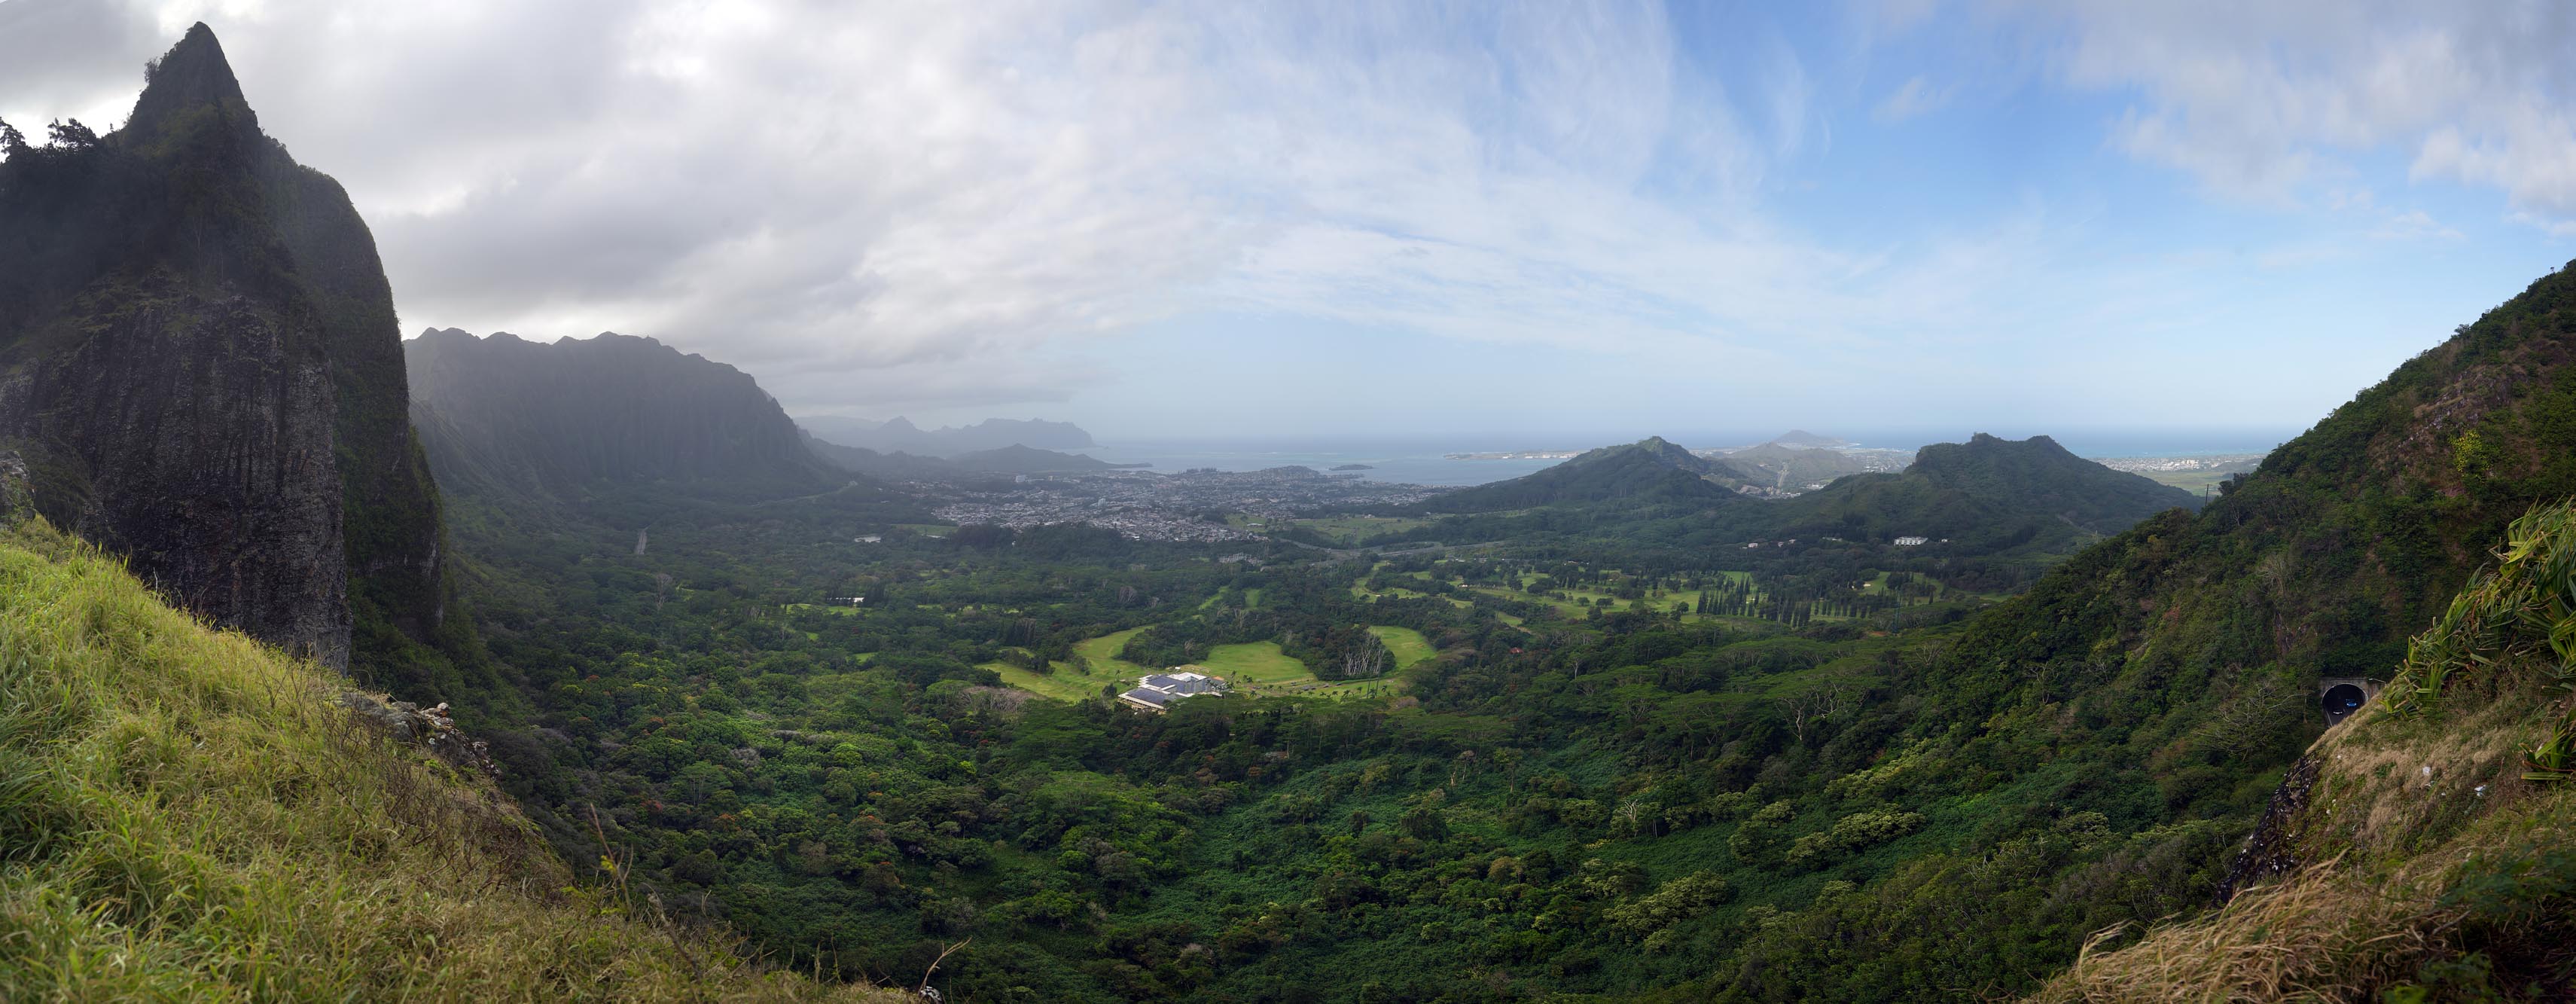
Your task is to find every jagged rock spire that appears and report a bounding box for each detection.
[123,23,257,141]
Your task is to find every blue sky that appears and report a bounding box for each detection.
[5,0,2574,444]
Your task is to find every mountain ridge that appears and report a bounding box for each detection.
[406,328,837,501]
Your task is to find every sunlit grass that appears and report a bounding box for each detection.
[0,523,905,1002]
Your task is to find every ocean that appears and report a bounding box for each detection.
[1080,427,2299,488]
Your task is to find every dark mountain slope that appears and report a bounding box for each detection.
[1417,433,2187,556]
[949,444,1117,475]
[1425,436,1744,511]
[406,328,837,501]
[1774,433,2199,548]
[0,23,447,672]
[1945,260,2576,712]
[801,433,953,481]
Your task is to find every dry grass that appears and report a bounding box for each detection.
[2033,505,2576,1002]
[2029,673,2576,1003]
[0,523,910,1002]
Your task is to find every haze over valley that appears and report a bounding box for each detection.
[11,5,2576,1002]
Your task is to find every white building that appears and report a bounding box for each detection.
[1118,670,1228,711]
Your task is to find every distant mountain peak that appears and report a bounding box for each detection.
[1770,429,1851,447]
[125,23,255,142]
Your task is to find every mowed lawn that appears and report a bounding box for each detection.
[983,661,1118,703]
[1200,642,1309,684]
[1367,626,1435,669]
[989,627,1157,703]
[1075,627,1155,678]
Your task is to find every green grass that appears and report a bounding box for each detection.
[0,523,903,1002]
[1283,515,1434,545]
[982,661,1123,703]
[1367,626,1436,669]
[1073,627,1154,679]
[1198,642,1309,684]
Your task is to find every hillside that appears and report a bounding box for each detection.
[0,24,447,673]
[1769,429,1852,448]
[1417,432,2190,556]
[949,444,1119,475]
[0,520,904,1002]
[407,328,837,500]
[1946,259,2576,716]
[1425,436,1743,511]
[2029,504,2576,1001]
[1775,433,2199,548]
[1635,259,2576,999]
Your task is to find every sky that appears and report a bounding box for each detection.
[5,0,2576,444]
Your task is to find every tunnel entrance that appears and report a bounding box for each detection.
[2322,682,2368,725]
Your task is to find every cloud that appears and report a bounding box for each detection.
[12,0,1945,417]
[2370,209,2465,242]
[1872,75,1950,122]
[8,0,2532,433]
[2003,1,2576,223]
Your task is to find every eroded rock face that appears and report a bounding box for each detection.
[2214,752,2321,904]
[0,25,444,669]
[8,291,349,663]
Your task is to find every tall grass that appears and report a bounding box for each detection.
[0,523,906,1001]
[2026,503,2576,1002]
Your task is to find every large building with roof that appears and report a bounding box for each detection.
[1118,670,1227,711]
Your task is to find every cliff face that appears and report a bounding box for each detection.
[0,24,446,670]
[405,328,834,500]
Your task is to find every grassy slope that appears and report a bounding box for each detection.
[2029,507,2576,1002]
[1200,641,1308,682]
[0,523,904,1002]
[1368,625,1436,669]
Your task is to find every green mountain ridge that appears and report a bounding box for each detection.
[1776,432,2202,546]
[20,22,2576,1004]
[406,328,840,502]
[1425,435,1745,511]
[1419,430,2196,554]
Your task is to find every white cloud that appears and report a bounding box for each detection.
[1872,75,1950,122]
[14,0,1974,417]
[9,0,2533,432]
[2001,0,2576,224]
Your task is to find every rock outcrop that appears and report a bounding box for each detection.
[0,24,447,670]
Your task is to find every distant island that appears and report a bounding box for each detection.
[1330,462,1374,471]
[1769,429,1854,449]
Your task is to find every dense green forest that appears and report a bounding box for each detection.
[410,444,2238,1000]
[378,261,2576,1002]
[21,20,2576,1004]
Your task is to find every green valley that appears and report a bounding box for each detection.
[11,15,2576,1004]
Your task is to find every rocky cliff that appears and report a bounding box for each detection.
[0,24,447,670]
